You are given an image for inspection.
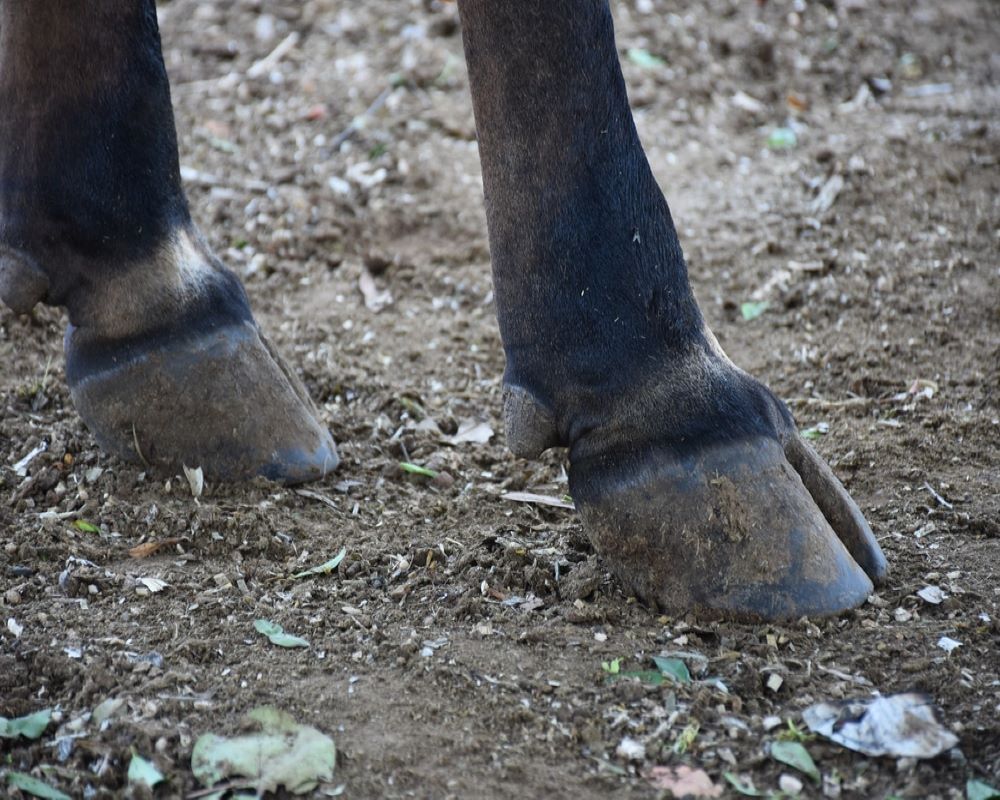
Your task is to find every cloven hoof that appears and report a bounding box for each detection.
[65,320,338,484]
[570,435,886,621]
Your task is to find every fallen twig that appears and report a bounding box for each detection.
[247,31,300,79]
[331,86,394,150]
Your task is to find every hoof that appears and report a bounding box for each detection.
[571,436,883,621]
[65,320,338,484]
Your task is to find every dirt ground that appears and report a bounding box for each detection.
[2,0,998,797]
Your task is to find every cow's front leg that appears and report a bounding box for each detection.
[0,1,336,482]
[458,0,886,620]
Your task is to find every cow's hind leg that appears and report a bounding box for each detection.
[0,1,336,482]
[458,0,886,620]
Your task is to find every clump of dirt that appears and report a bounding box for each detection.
[2,0,998,797]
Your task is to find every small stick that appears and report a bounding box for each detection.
[131,424,150,468]
[922,482,953,509]
[330,86,394,150]
[247,31,300,79]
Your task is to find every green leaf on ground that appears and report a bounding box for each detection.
[673,722,700,754]
[801,422,830,440]
[254,619,310,649]
[208,136,238,154]
[740,300,770,321]
[612,669,665,685]
[127,754,165,789]
[770,740,821,783]
[399,462,438,478]
[72,520,99,533]
[968,779,1000,800]
[192,706,335,796]
[600,658,621,675]
[398,396,425,420]
[767,127,797,150]
[0,709,52,739]
[776,719,815,743]
[626,47,665,69]
[723,773,765,796]
[6,772,71,800]
[652,656,692,684]
[292,547,347,579]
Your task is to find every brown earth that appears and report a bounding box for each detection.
[2,0,998,797]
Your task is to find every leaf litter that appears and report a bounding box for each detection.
[6,772,71,800]
[769,740,820,783]
[500,491,575,510]
[646,765,722,798]
[0,709,52,739]
[191,706,335,796]
[127,753,165,789]
[291,547,347,579]
[802,693,958,758]
[254,619,310,649]
[444,418,493,446]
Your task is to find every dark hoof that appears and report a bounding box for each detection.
[65,320,338,484]
[571,436,882,621]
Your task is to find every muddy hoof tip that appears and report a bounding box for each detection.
[66,320,338,485]
[571,436,883,621]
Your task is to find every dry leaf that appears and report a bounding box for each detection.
[359,268,392,312]
[183,465,204,498]
[129,538,182,559]
[811,173,844,215]
[446,419,493,446]
[616,737,646,761]
[646,765,723,798]
[803,693,958,758]
[138,577,169,593]
[917,585,945,604]
[500,491,575,510]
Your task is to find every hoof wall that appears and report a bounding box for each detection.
[66,321,338,484]
[572,436,883,621]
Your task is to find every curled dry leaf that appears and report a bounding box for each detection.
[359,268,392,312]
[183,465,204,498]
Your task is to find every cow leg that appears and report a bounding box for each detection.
[457,0,886,620]
[0,1,337,482]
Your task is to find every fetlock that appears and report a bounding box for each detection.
[503,333,792,467]
[0,1,338,483]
